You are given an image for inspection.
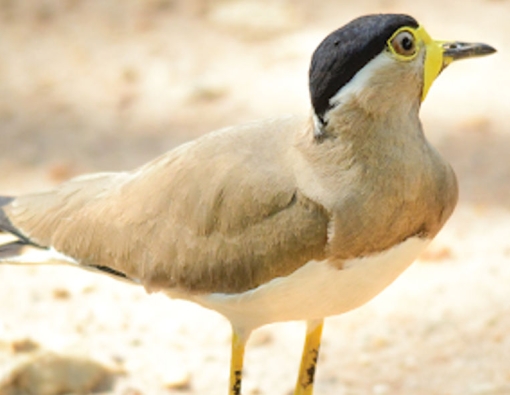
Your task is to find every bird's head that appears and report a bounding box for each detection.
[309,14,496,135]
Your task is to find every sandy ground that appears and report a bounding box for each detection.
[0,0,509,394]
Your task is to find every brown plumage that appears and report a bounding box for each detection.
[0,103,457,295]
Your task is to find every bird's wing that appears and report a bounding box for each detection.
[1,117,330,294]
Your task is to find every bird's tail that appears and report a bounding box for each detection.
[0,196,16,237]
[0,240,25,260]
[0,195,136,283]
[1,196,39,262]
[0,196,23,258]
[0,195,75,266]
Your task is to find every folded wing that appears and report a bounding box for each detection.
[1,117,330,294]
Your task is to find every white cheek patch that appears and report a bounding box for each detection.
[324,50,424,121]
[327,52,395,112]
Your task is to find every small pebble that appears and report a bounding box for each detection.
[52,288,71,300]
[0,352,114,395]
[10,338,40,354]
[162,369,192,391]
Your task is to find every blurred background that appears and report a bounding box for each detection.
[0,0,509,394]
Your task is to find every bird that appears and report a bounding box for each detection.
[0,13,495,395]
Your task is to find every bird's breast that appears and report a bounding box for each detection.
[298,139,458,262]
[191,236,430,331]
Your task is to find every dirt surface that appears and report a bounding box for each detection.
[0,0,509,394]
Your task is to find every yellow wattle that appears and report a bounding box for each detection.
[416,26,444,102]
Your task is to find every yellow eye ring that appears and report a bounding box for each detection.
[388,28,419,60]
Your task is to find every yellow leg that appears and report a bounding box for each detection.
[294,319,324,395]
[229,328,248,395]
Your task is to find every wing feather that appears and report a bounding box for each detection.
[4,117,330,294]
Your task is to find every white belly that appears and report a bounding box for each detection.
[190,237,430,331]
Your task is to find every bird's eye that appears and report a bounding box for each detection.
[390,31,416,57]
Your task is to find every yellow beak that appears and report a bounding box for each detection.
[416,26,496,102]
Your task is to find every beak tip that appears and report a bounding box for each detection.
[443,42,497,61]
[486,45,497,55]
[476,43,497,56]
